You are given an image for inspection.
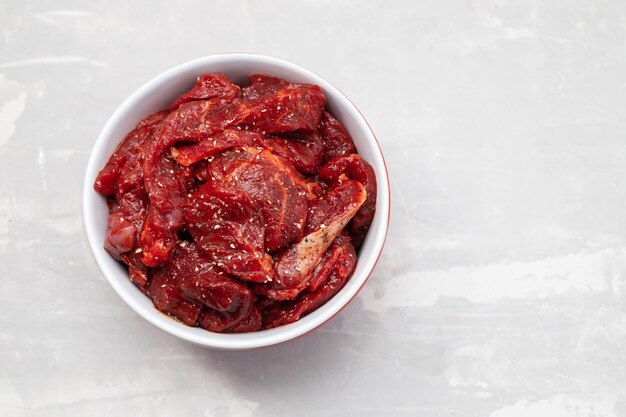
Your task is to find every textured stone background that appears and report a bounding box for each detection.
[1,1,626,416]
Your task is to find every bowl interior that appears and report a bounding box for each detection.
[83,54,389,349]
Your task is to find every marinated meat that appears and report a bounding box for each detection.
[209,147,308,252]
[95,110,168,196]
[171,129,260,167]
[262,131,325,175]
[142,84,325,266]
[185,182,275,283]
[259,179,366,301]
[242,74,289,101]
[170,73,241,110]
[174,242,252,313]
[319,154,377,247]
[148,245,203,326]
[95,72,377,333]
[319,111,356,162]
[262,233,357,329]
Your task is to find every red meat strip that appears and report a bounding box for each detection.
[262,233,357,329]
[236,85,325,134]
[210,146,308,252]
[259,179,366,301]
[121,251,149,294]
[170,129,261,167]
[262,131,325,175]
[149,241,256,332]
[200,301,262,333]
[147,245,204,326]
[170,73,241,110]
[185,182,275,283]
[225,305,262,333]
[94,110,168,196]
[319,154,377,247]
[198,302,251,333]
[307,233,349,292]
[319,111,356,162]
[174,242,253,313]
[140,205,177,267]
[174,128,324,176]
[104,212,136,258]
[242,74,289,101]
[104,188,149,259]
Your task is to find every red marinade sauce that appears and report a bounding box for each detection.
[94,73,377,332]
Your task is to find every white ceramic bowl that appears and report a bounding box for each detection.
[83,54,390,350]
